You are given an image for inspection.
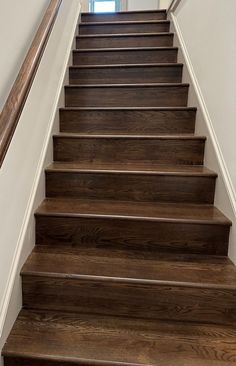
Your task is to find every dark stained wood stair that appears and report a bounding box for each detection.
[20,246,236,325]
[53,134,205,164]
[3,8,235,366]
[64,83,189,107]
[45,162,217,204]
[79,20,170,35]
[69,64,183,84]
[76,33,174,48]
[73,47,178,65]
[6,309,236,366]
[59,107,197,134]
[82,9,167,22]
[34,198,230,256]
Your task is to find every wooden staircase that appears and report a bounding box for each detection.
[3,9,236,366]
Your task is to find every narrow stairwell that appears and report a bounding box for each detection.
[3,9,236,366]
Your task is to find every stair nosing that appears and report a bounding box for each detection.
[4,5,234,359]
[53,133,205,140]
[73,46,178,52]
[21,270,236,291]
[69,63,183,70]
[45,166,217,177]
[59,106,197,111]
[2,350,144,366]
[65,83,189,88]
[35,209,231,226]
[80,20,170,26]
[77,32,174,38]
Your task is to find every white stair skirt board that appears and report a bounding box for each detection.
[169,12,236,264]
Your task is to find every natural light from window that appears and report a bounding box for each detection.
[94,1,116,12]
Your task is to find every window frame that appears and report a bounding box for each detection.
[90,0,121,12]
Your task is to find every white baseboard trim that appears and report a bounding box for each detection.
[0,0,81,340]
[171,12,236,218]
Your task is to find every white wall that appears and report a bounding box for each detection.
[159,0,171,9]
[0,0,81,364]
[170,0,236,261]
[174,0,236,199]
[0,0,51,111]
[80,0,89,11]
[128,0,159,10]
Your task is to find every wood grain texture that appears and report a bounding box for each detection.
[3,8,235,366]
[0,0,62,167]
[76,33,174,49]
[5,309,236,366]
[59,107,196,135]
[69,64,183,84]
[45,163,216,204]
[35,215,230,256]
[65,84,189,108]
[73,48,178,65]
[24,245,236,287]
[21,248,236,324]
[81,10,167,22]
[36,198,231,225]
[35,198,230,256]
[79,20,170,35]
[53,134,205,165]
[22,274,236,325]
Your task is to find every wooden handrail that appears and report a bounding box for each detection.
[0,0,63,167]
[167,0,182,13]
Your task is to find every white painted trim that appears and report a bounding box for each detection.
[171,12,236,217]
[167,0,175,12]
[120,0,128,11]
[0,0,81,338]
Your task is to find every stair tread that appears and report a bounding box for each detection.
[80,20,170,26]
[77,32,173,38]
[74,46,178,52]
[60,106,197,111]
[54,133,204,139]
[5,309,235,366]
[65,82,189,87]
[46,162,217,176]
[3,8,234,366]
[36,198,230,225]
[22,245,235,289]
[69,63,183,69]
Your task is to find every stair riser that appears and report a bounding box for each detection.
[76,35,173,49]
[2,6,234,364]
[69,65,183,84]
[53,137,205,165]
[35,216,230,256]
[22,275,236,325]
[59,109,196,134]
[46,172,216,204]
[4,359,71,366]
[79,22,170,35]
[81,12,167,22]
[73,49,178,65]
[65,85,189,108]
[5,311,236,366]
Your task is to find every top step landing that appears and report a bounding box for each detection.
[81,9,167,23]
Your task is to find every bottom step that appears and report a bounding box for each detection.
[3,309,236,366]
